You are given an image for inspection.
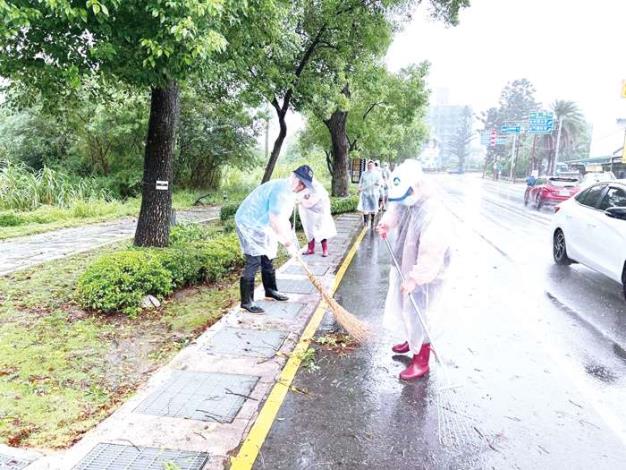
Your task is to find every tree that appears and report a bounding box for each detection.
[310,0,470,195]
[541,100,587,175]
[0,0,259,246]
[300,63,430,192]
[449,106,474,171]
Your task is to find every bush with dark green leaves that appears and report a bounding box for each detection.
[0,212,23,227]
[76,251,173,317]
[76,229,244,317]
[220,202,239,222]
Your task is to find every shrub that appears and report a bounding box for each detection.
[169,223,212,245]
[76,251,173,317]
[76,232,244,316]
[220,202,239,222]
[0,211,23,227]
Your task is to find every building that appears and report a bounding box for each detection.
[425,105,471,169]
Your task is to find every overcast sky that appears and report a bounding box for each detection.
[385,0,626,156]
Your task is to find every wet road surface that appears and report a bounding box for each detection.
[253,174,626,470]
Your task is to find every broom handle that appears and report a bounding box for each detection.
[383,236,442,365]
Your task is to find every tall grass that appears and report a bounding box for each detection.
[0,160,111,211]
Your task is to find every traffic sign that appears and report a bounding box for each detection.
[528,111,554,133]
[490,128,497,147]
[501,123,521,134]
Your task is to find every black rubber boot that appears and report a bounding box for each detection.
[370,213,376,229]
[240,277,264,313]
[262,271,289,301]
[363,213,368,225]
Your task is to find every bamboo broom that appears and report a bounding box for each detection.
[294,254,371,343]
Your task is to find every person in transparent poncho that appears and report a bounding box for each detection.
[297,178,337,257]
[235,165,313,313]
[376,160,451,380]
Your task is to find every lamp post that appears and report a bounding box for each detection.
[553,116,564,175]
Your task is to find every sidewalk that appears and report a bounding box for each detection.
[4,213,364,470]
[0,207,220,276]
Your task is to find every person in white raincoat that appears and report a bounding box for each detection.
[357,160,382,229]
[235,165,314,313]
[297,179,337,257]
[377,160,451,380]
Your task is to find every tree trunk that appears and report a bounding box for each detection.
[261,109,287,183]
[134,82,180,247]
[325,109,350,197]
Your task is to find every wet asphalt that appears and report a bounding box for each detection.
[252,175,626,470]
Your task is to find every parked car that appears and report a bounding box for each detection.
[578,171,615,188]
[524,176,579,209]
[552,181,626,298]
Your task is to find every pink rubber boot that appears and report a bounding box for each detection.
[304,239,315,255]
[399,343,431,380]
[321,239,329,257]
[391,341,410,354]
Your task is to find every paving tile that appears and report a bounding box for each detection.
[283,264,329,276]
[72,443,209,470]
[0,454,31,470]
[254,300,306,321]
[204,327,287,358]
[274,278,315,294]
[134,370,258,423]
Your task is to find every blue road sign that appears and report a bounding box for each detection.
[528,112,554,133]
[501,124,521,134]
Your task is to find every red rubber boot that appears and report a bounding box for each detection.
[304,239,315,255]
[321,239,329,257]
[399,343,431,380]
[391,341,409,354]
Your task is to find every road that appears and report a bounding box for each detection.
[251,174,626,470]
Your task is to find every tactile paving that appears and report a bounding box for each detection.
[204,327,287,358]
[73,443,208,470]
[134,370,258,422]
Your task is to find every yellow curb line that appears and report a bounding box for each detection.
[230,226,368,469]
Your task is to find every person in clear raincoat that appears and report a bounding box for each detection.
[380,161,391,211]
[235,165,314,313]
[298,178,337,257]
[358,160,382,229]
[377,159,451,380]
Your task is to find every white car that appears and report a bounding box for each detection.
[552,181,626,297]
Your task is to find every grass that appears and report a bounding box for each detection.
[0,221,301,449]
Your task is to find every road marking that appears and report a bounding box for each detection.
[230,227,368,470]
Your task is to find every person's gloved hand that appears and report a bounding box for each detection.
[400,278,417,295]
[376,222,388,239]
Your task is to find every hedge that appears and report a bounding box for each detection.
[76,226,244,317]
[219,195,359,222]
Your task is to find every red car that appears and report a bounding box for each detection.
[524,177,580,210]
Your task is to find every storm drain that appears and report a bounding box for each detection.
[135,370,258,422]
[73,443,208,470]
[0,454,31,470]
[255,300,306,321]
[204,327,287,358]
[275,278,316,294]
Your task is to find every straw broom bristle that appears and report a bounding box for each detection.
[296,257,371,343]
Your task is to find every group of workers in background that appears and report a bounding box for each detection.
[358,160,393,229]
[233,159,449,381]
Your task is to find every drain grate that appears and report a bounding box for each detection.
[0,454,31,470]
[204,327,287,358]
[135,370,258,422]
[73,443,209,470]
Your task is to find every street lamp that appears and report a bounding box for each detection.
[553,116,564,175]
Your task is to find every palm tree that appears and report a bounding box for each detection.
[541,100,586,175]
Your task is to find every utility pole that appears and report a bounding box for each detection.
[553,116,564,175]
[509,133,518,180]
[530,135,537,174]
